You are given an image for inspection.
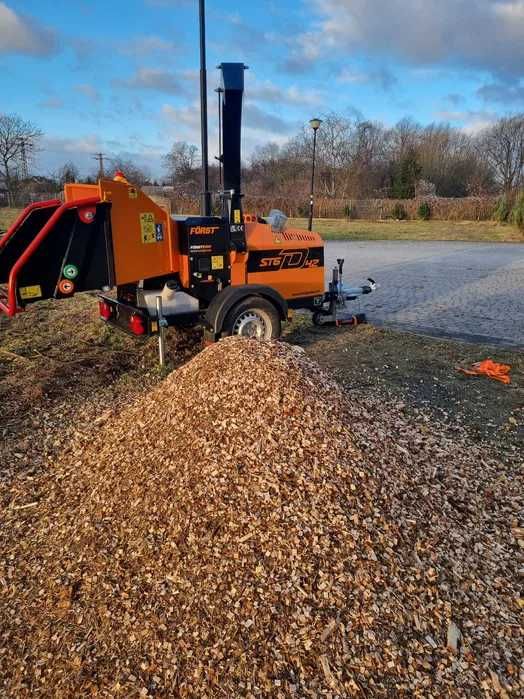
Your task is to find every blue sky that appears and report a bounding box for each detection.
[1,0,523,178]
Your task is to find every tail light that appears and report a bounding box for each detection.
[98,300,113,320]
[128,313,146,335]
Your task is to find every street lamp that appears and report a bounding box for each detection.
[308,118,322,231]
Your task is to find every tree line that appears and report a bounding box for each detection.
[156,113,524,207]
[1,111,523,209]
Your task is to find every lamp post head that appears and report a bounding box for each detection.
[309,118,322,131]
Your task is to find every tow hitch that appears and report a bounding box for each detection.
[313,258,377,327]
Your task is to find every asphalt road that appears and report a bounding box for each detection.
[325,241,524,347]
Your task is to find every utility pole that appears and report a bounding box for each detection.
[18,138,29,179]
[92,152,106,179]
[199,0,211,216]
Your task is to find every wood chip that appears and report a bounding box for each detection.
[0,338,521,697]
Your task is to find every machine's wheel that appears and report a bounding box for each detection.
[312,311,329,326]
[223,296,281,339]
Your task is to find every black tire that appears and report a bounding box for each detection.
[223,295,281,339]
[312,311,329,326]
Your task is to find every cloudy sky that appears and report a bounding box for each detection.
[1,0,523,178]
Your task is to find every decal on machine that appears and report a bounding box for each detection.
[247,247,324,273]
[63,264,79,280]
[189,225,220,235]
[211,255,224,270]
[19,285,42,300]
[58,279,75,295]
[140,212,156,244]
[190,244,213,252]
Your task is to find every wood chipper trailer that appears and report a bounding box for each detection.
[0,63,376,343]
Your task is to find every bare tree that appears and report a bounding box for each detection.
[110,157,151,187]
[314,113,354,198]
[54,161,80,187]
[479,115,524,193]
[0,114,42,206]
[163,142,199,194]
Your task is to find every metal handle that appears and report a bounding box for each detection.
[156,296,167,367]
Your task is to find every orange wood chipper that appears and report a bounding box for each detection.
[0,64,376,342]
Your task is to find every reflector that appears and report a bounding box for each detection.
[128,313,146,335]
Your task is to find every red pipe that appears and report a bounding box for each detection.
[0,196,100,317]
[0,199,61,250]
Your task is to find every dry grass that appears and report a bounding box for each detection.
[2,208,523,242]
[289,218,524,242]
[0,208,22,232]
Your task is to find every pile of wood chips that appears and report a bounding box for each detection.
[0,338,522,697]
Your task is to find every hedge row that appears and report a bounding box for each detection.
[150,193,501,221]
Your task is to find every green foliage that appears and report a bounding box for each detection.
[391,149,422,199]
[417,201,431,220]
[391,202,408,220]
[493,195,511,223]
[510,191,524,229]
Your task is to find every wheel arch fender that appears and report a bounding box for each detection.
[204,285,288,336]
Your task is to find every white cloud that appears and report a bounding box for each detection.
[248,77,322,107]
[243,103,293,135]
[477,81,524,104]
[118,35,178,56]
[114,68,186,95]
[295,0,524,77]
[0,2,57,56]
[337,66,397,90]
[75,84,100,102]
[39,96,64,110]
[434,109,499,134]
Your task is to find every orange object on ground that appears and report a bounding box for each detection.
[458,359,511,384]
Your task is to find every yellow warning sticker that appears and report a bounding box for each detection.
[211,255,224,270]
[140,212,156,244]
[19,285,42,300]
[128,187,138,199]
[233,209,241,224]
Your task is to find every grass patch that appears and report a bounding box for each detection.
[2,207,522,242]
[289,218,524,242]
[0,208,22,232]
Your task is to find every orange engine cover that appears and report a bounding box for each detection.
[243,221,325,301]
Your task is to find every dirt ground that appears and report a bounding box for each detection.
[1,295,521,483]
[285,317,523,459]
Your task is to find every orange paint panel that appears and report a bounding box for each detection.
[244,220,325,300]
[97,179,175,285]
[179,254,190,288]
[248,268,324,300]
[230,251,248,286]
[64,183,100,201]
[245,221,324,251]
